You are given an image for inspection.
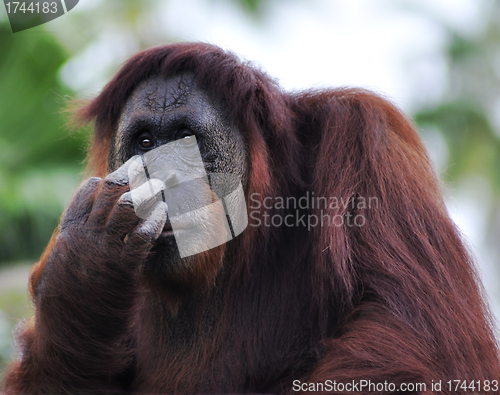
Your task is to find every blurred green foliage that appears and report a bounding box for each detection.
[0,22,87,263]
[238,0,262,14]
[414,6,500,204]
[416,102,500,195]
[0,264,32,382]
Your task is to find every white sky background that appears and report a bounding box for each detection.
[53,0,490,109]
[2,0,499,324]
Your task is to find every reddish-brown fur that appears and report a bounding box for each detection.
[3,43,500,394]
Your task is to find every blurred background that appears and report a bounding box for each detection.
[0,0,499,380]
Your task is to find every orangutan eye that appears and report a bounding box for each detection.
[138,134,155,150]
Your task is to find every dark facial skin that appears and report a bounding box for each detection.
[110,74,246,277]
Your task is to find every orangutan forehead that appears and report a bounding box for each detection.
[123,74,196,114]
